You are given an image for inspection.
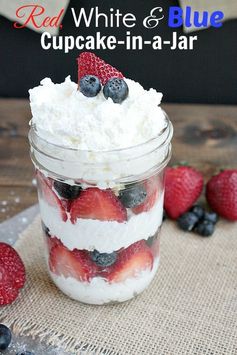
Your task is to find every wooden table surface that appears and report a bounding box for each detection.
[0,99,237,223]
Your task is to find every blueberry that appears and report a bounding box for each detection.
[103,78,129,103]
[16,352,34,355]
[0,324,11,350]
[79,75,101,97]
[203,212,218,224]
[191,205,204,220]
[195,220,215,237]
[177,212,199,232]
[54,181,81,200]
[119,184,146,208]
[90,250,117,267]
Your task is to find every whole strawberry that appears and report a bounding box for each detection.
[0,243,26,306]
[206,169,237,221]
[164,166,204,219]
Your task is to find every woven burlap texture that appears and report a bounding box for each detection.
[0,216,237,355]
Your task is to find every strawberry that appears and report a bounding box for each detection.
[206,169,237,221]
[49,244,97,282]
[0,263,19,306]
[0,243,26,305]
[36,170,53,188]
[0,243,26,290]
[132,176,159,214]
[36,171,67,222]
[77,52,124,85]
[46,236,62,252]
[164,166,204,219]
[70,188,127,224]
[107,241,153,283]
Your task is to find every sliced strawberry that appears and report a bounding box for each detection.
[49,244,98,282]
[61,198,71,213]
[107,241,153,283]
[77,52,124,85]
[70,188,127,224]
[46,236,62,252]
[36,170,53,188]
[36,171,67,222]
[0,242,26,291]
[132,176,159,214]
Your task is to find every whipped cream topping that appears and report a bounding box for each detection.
[29,76,167,151]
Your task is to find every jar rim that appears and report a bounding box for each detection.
[29,109,173,157]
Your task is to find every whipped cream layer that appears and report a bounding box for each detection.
[29,76,166,151]
[39,192,164,253]
[49,258,159,304]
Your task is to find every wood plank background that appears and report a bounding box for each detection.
[0,99,236,222]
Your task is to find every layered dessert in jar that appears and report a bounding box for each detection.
[29,52,173,305]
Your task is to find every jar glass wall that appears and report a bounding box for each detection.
[29,112,173,305]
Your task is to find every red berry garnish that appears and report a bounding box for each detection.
[77,52,124,86]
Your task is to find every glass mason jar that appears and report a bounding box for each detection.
[29,112,173,305]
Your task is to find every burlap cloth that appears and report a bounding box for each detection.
[0,216,237,355]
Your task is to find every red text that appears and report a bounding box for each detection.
[14,5,64,29]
